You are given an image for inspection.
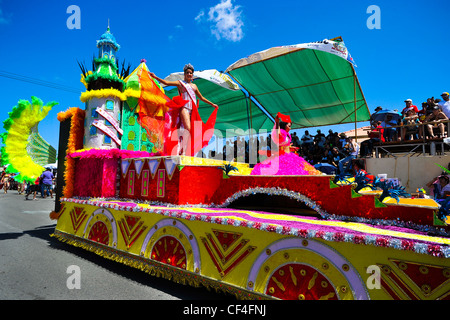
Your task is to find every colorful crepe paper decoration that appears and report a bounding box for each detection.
[67,149,158,198]
[1,97,58,183]
[60,197,450,258]
[188,99,218,157]
[68,148,155,159]
[57,107,86,198]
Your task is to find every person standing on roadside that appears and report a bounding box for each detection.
[40,168,54,198]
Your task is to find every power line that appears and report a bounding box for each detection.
[0,70,81,94]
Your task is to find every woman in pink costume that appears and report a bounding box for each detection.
[251,113,323,176]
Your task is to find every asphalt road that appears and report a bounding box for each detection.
[0,191,229,300]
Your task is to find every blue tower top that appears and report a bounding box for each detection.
[96,25,120,54]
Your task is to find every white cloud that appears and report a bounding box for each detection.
[0,7,11,24]
[196,0,244,42]
[168,25,184,42]
[195,10,205,23]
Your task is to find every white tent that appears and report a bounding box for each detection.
[163,69,240,91]
[44,163,57,170]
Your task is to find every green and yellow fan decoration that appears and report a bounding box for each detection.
[1,97,58,182]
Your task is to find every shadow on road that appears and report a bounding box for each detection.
[0,224,56,242]
[23,224,56,241]
[0,232,23,241]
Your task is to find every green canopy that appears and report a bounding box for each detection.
[164,70,274,137]
[165,39,370,138]
[225,39,370,130]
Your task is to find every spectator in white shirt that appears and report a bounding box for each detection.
[438,92,450,118]
[301,130,314,150]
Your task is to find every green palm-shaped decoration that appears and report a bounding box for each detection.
[219,162,239,177]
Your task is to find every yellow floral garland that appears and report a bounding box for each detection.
[80,88,128,102]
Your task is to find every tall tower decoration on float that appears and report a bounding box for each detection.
[79,24,126,149]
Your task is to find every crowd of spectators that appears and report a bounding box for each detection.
[204,92,449,175]
[0,167,55,200]
[205,128,360,175]
[367,92,450,143]
[359,92,450,157]
[296,129,359,174]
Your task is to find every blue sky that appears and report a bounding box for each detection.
[0,0,448,153]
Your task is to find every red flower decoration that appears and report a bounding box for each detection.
[376,237,389,247]
[353,235,366,244]
[315,230,325,239]
[282,226,291,235]
[427,245,443,258]
[334,232,345,242]
[401,239,415,251]
[298,229,309,238]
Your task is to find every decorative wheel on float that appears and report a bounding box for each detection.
[265,263,338,300]
[247,238,369,300]
[151,236,187,269]
[83,209,117,247]
[140,219,201,273]
[88,221,110,245]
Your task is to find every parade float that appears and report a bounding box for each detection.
[49,28,450,300]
